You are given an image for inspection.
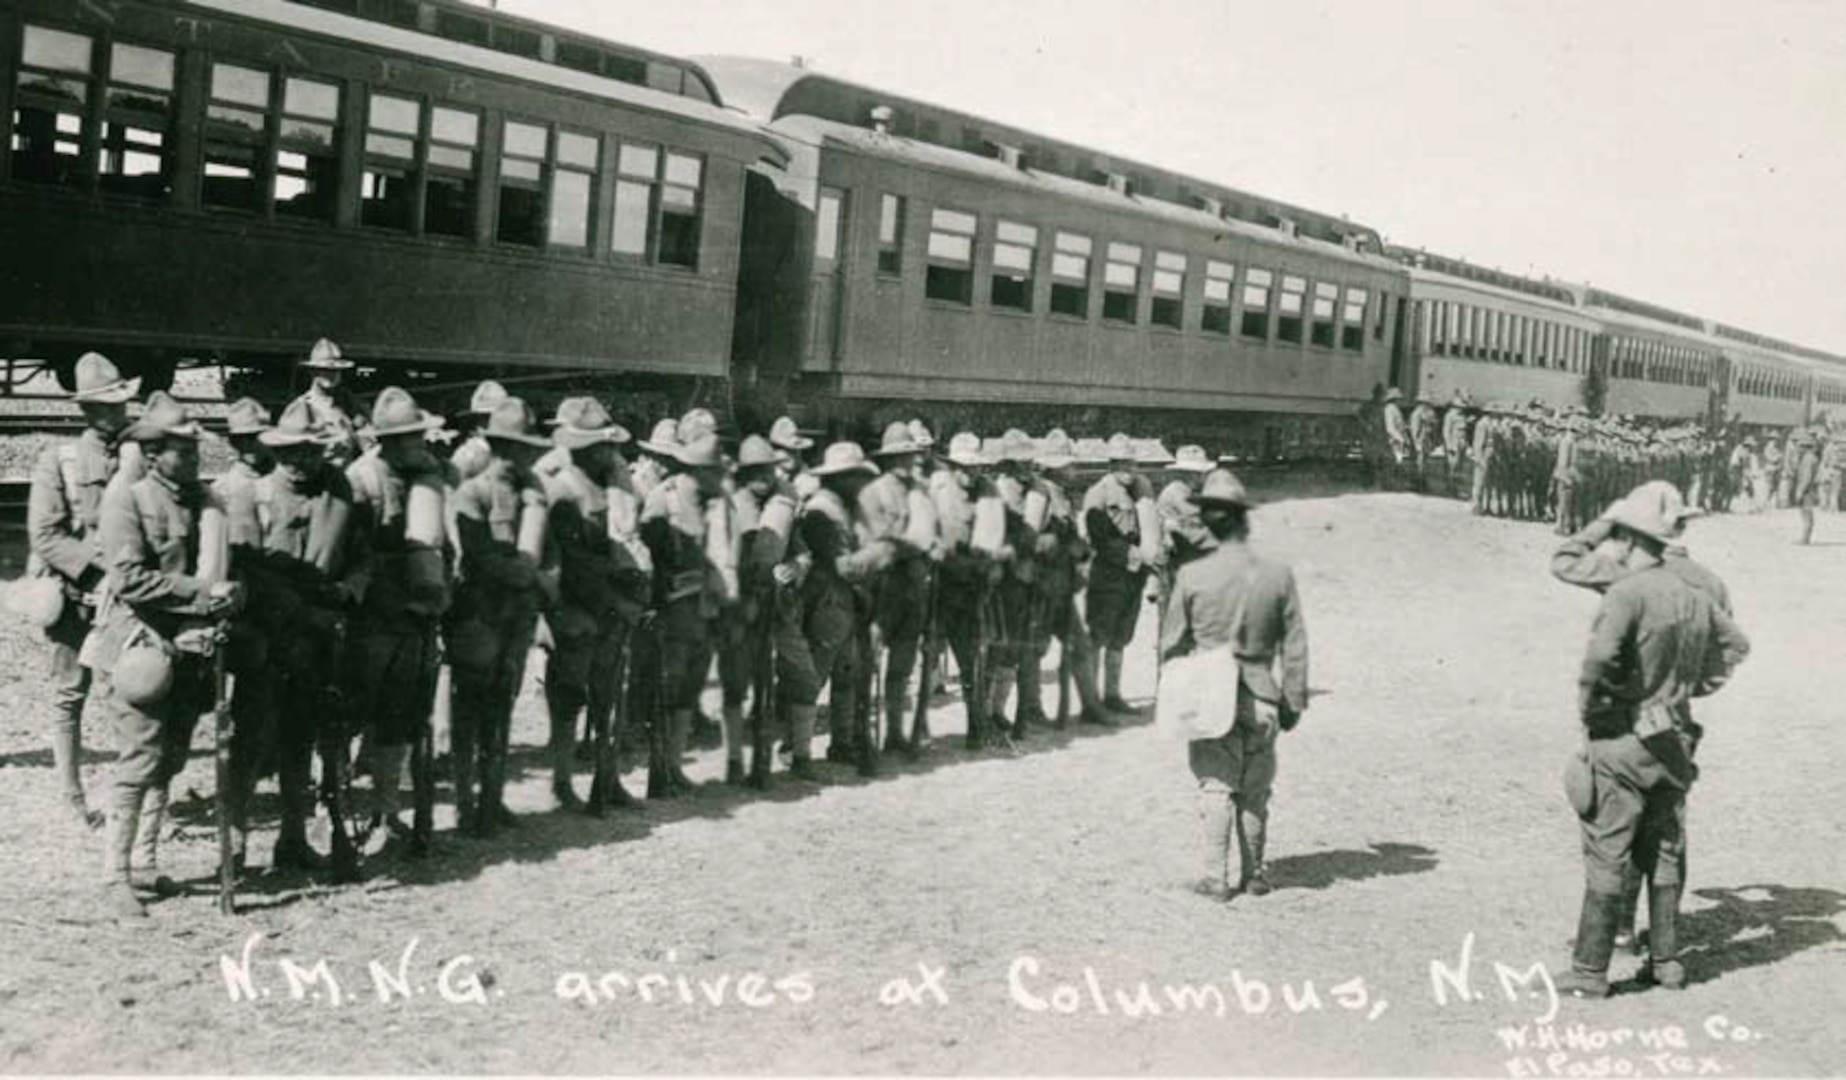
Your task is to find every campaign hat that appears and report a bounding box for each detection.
[69,351,138,404]
[302,337,354,371]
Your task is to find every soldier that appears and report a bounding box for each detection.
[1551,485,1749,997]
[448,398,554,833]
[1819,423,1843,514]
[862,421,934,754]
[638,431,732,795]
[538,397,644,810]
[1409,394,1439,490]
[723,435,803,784]
[1442,391,1471,497]
[1470,404,1497,515]
[1155,444,1215,624]
[1034,431,1104,727]
[1789,422,1824,545]
[92,392,241,917]
[242,401,366,877]
[1381,387,1410,485]
[1553,406,1585,536]
[26,352,135,831]
[1159,468,1308,901]
[449,379,510,482]
[931,433,1001,748]
[986,429,1053,738]
[1083,435,1154,715]
[796,442,891,775]
[345,388,451,854]
[1354,385,1387,490]
[290,338,361,466]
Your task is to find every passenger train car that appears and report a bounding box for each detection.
[5,0,1844,446]
[1,0,784,411]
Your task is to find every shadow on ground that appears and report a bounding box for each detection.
[1678,883,1846,985]
[1268,842,1439,891]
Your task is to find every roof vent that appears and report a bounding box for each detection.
[869,104,894,135]
[1103,171,1131,196]
[1195,195,1225,218]
[986,140,1025,170]
[1275,216,1299,239]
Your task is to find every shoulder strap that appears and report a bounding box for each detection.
[56,441,82,519]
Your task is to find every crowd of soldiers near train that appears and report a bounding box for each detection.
[18,341,1795,958]
[1359,385,1844,544]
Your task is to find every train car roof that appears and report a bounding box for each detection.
[184,0,787,166]
[770,115,1400,273]
[695,55,1386,255]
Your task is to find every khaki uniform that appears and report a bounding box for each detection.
[859,471,931,745]
[794,487,886,768]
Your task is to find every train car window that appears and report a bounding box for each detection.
[611,142,659,257]
[12,25,95,190]
[878,194,906,276]
[1050,232,1092,318]
[557,41,602,75]
[98,43,174,201]
[1102,243,1142,324]
[550,131,599,250]
[423,107,480,239]
[991,221,1038,312]
[1341,288,1367,351]
[1202,260,1235,335]
[435,10,491,48]
[1151,251,1186,329]
[646,62,685,96]
[275,78,341,221]
[658,152,703,267]
[362,93,421,231]
[925,208,977,304]
[203,64,273,213]
[498,121,549,248]
[815,188,844,263]
[1240,268,1273,340]
[1276,275,1306,344]
[1309,281,1337,347]
[605,55,648,87]
[363,0,421,28]
[491,25,544,61]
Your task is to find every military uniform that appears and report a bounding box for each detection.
[859,430,933,750]
[794,444,889,773]
[1082,453,1152,709]
[930,437,1001,748]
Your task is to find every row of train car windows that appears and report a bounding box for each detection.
[818,189,1384,350]
[1817,381,1846,406]
[1736,366,1805,401]
[7,24,706,267]
[1417,299,1591,373]
[1607,336,1714,388]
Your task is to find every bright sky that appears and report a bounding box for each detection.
[497,0,1846,353]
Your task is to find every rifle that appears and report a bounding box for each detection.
[643,617,672,800]
[854,598,878,778]
[1054,592,1073,729]
[975,588,1014,754]
[212,638,235,915]
[911,563,939,750]
[748,586,777,790]
[589,625,630,813]
[410,632,438,855]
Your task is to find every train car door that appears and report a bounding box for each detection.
[1387,295,1415,393]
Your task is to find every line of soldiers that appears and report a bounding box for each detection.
[1357,386,1837,536]
[26,342,1249,917]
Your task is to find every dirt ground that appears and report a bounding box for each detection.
[0,490,1840,1076]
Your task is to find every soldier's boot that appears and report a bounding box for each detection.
[882,691,914,757]
[370,743,412,839]
[486,714,519,829]
[787,704,821,781]
[595,714,640,810]
[667,708,697,791]
[1554,889,1624,998]
[1635,884,1687,990]
[547,695,584,812]
[1015,651,1048,736]
[959,665,985,751]
[101,785,148,919]
[721,703,748,785]
[1100,648,1132,713]
[1072,647,1108,727]
[451,717,482,835]
[52,693,102,831]
[133,785,181,899]
[747,709,774,791]
[1235,797,1271,896]
[1193,792,1235,901]
[1799,508,1816,545]
[272,743,325,873]
[1613,873,1642,954]
[985,665,1016,748]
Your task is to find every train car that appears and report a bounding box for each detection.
[1393,250,1599,411]
[0,0,784,411]
[1710,323,1833,429]
[1578,289,1723,422]
[702,56,1411,458]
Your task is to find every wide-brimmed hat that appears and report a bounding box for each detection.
[369,386,445,438]
[811,441,879,477]
[121,391,205,443]
[907,420,935,449]
[469,380,509,416]
[1000,428,1037,464]
[1036,429,1076,469]
[1196,467,1254,508]
[260,398,331,448]
[946,432,991,468]
[679,408,719,445]
[224,397,273,438]
[675,432,725,469]
[872,420,922,458]
[1138,440,1176,466]
[1384,387,1403,402]
[1603,481,1696,544]
[638,418,681,457]
[482,397,551,448]
[302,337,354,371]
[1105,433,1138,462]
[1169,444,1213,473]
[1072,437,1111,466]
[69,351,138,404]
[550,396,630,449]
[768,415,815,452]
[736,434,785,470]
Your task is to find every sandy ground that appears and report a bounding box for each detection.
[0,491,1841,1076]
